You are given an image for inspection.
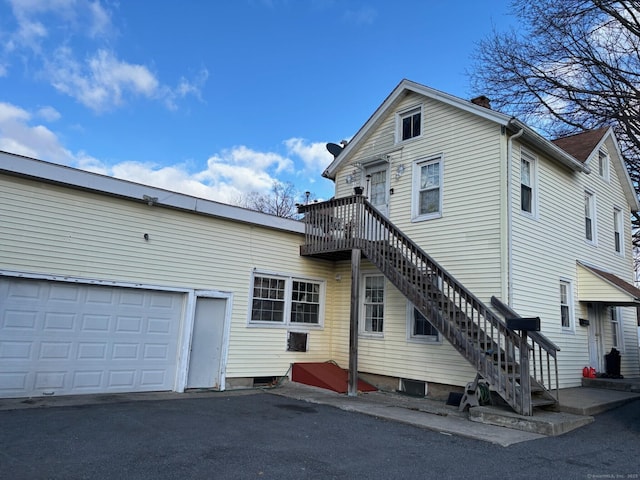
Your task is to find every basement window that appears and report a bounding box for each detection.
[287,331,308,352]
[399,378,427,397]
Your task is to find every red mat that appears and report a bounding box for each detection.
[291,362,377,393]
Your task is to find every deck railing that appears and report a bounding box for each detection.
[299,195,559,415]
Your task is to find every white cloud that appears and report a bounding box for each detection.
[4,0,205,112]
[36,106,61,121]
[46,47,160,112]
[0,101,329,204]
[0,101,73,163]
[284,138,333,173]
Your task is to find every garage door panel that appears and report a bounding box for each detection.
[0,278,185,398]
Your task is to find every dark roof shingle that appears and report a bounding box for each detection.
[551,127,609,163]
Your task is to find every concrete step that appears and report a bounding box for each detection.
[469,405,593,436]
[581,377,640,393]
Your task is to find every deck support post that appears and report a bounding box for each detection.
[348,248,361,397]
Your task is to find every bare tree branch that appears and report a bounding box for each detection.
[471,0,640,245]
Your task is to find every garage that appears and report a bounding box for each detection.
[0,277,186,398]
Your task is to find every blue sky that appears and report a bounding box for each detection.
[0,0,515,204]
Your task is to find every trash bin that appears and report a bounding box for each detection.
[604,348,622,378]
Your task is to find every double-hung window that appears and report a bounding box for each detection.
[559,281,573,330]
[610,307,623,350]
[412,156,442,221]
[407,303,439,342]
[520,150,536,215]
[397,106,422,142]
[585,191,596,243]
[362,274,385,334]
[250,272,324,327]
[613,208,624,254]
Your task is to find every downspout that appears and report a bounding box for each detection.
[507,120,524,307]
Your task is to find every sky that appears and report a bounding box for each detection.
[0,0,517,205]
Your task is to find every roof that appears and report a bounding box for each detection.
[577,261,640,305]
[323,79,589,180]
[551,127,610,163]
[0,150,305,235]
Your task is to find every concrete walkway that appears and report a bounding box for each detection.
[266,380,640,447]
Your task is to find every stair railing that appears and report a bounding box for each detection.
[299,195,558,415]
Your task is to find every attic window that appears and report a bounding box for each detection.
[598,149,610,181]
[397,106,422,142]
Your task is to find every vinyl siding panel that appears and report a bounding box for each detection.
[0,175,337,380]
[510,137,639,387]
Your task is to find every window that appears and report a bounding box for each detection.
[598,149,610,181]
[585,191,596,243]
[397,106,422,142]
[407,304,439,342]
[560,281,573,330]
[614,208,624,254]
[250,273,324,327]
[362,274,385,334]
[520,150,536,215]
[610,307,623,349]
[412,156,442,221]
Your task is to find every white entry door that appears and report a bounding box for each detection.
[0,277,185,398]
[186,297,227,389]
[587,304,604,371]
[366,164,389,217]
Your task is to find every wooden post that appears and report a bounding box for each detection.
[348,248,361,397]
[519,331,531,415]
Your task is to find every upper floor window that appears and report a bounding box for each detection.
[250,272,324,327]
[397,106,422,142]
[614,207,624,254]
[559,280,573,330]
[585,191,596,243]
[412,156,442,221]
[407,304,439,343]
[598,149,610,181]
[520,149,536,215]
[362,274,385,335]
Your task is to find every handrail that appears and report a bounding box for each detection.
[299,195,563,415]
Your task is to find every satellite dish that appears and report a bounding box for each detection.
[326,142,344,158]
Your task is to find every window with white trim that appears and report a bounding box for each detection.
[614,207,624,254]
[250,273,324,327]
[407,303,439,342]
[397,106,422,142]
[520,150,536,215]
[559,280,573,330]
[362,274,384,334]
[585,191,596,243]
[412,156,442,221]
[598,149,610,181]
[610,307,624,350]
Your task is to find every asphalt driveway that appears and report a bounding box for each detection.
[1,391,639,479]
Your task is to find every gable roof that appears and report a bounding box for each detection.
[323,79,589,180]
[551,127,609,162]
[553,127,639,211]
[0,150,305,234]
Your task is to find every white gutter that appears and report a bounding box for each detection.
[507,123,524,307]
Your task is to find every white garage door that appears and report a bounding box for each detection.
[0,277,185,398]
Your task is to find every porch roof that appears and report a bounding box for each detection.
[577,262,640,306]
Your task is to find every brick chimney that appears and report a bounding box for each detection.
[471,95,491,109]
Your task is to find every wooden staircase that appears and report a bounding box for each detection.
[299,195,559,415]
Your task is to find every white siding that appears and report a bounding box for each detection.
[510,137,640,387]
[0,175,336,381]
[330,92,506,387]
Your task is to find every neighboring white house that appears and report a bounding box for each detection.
[1,79,639,408]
